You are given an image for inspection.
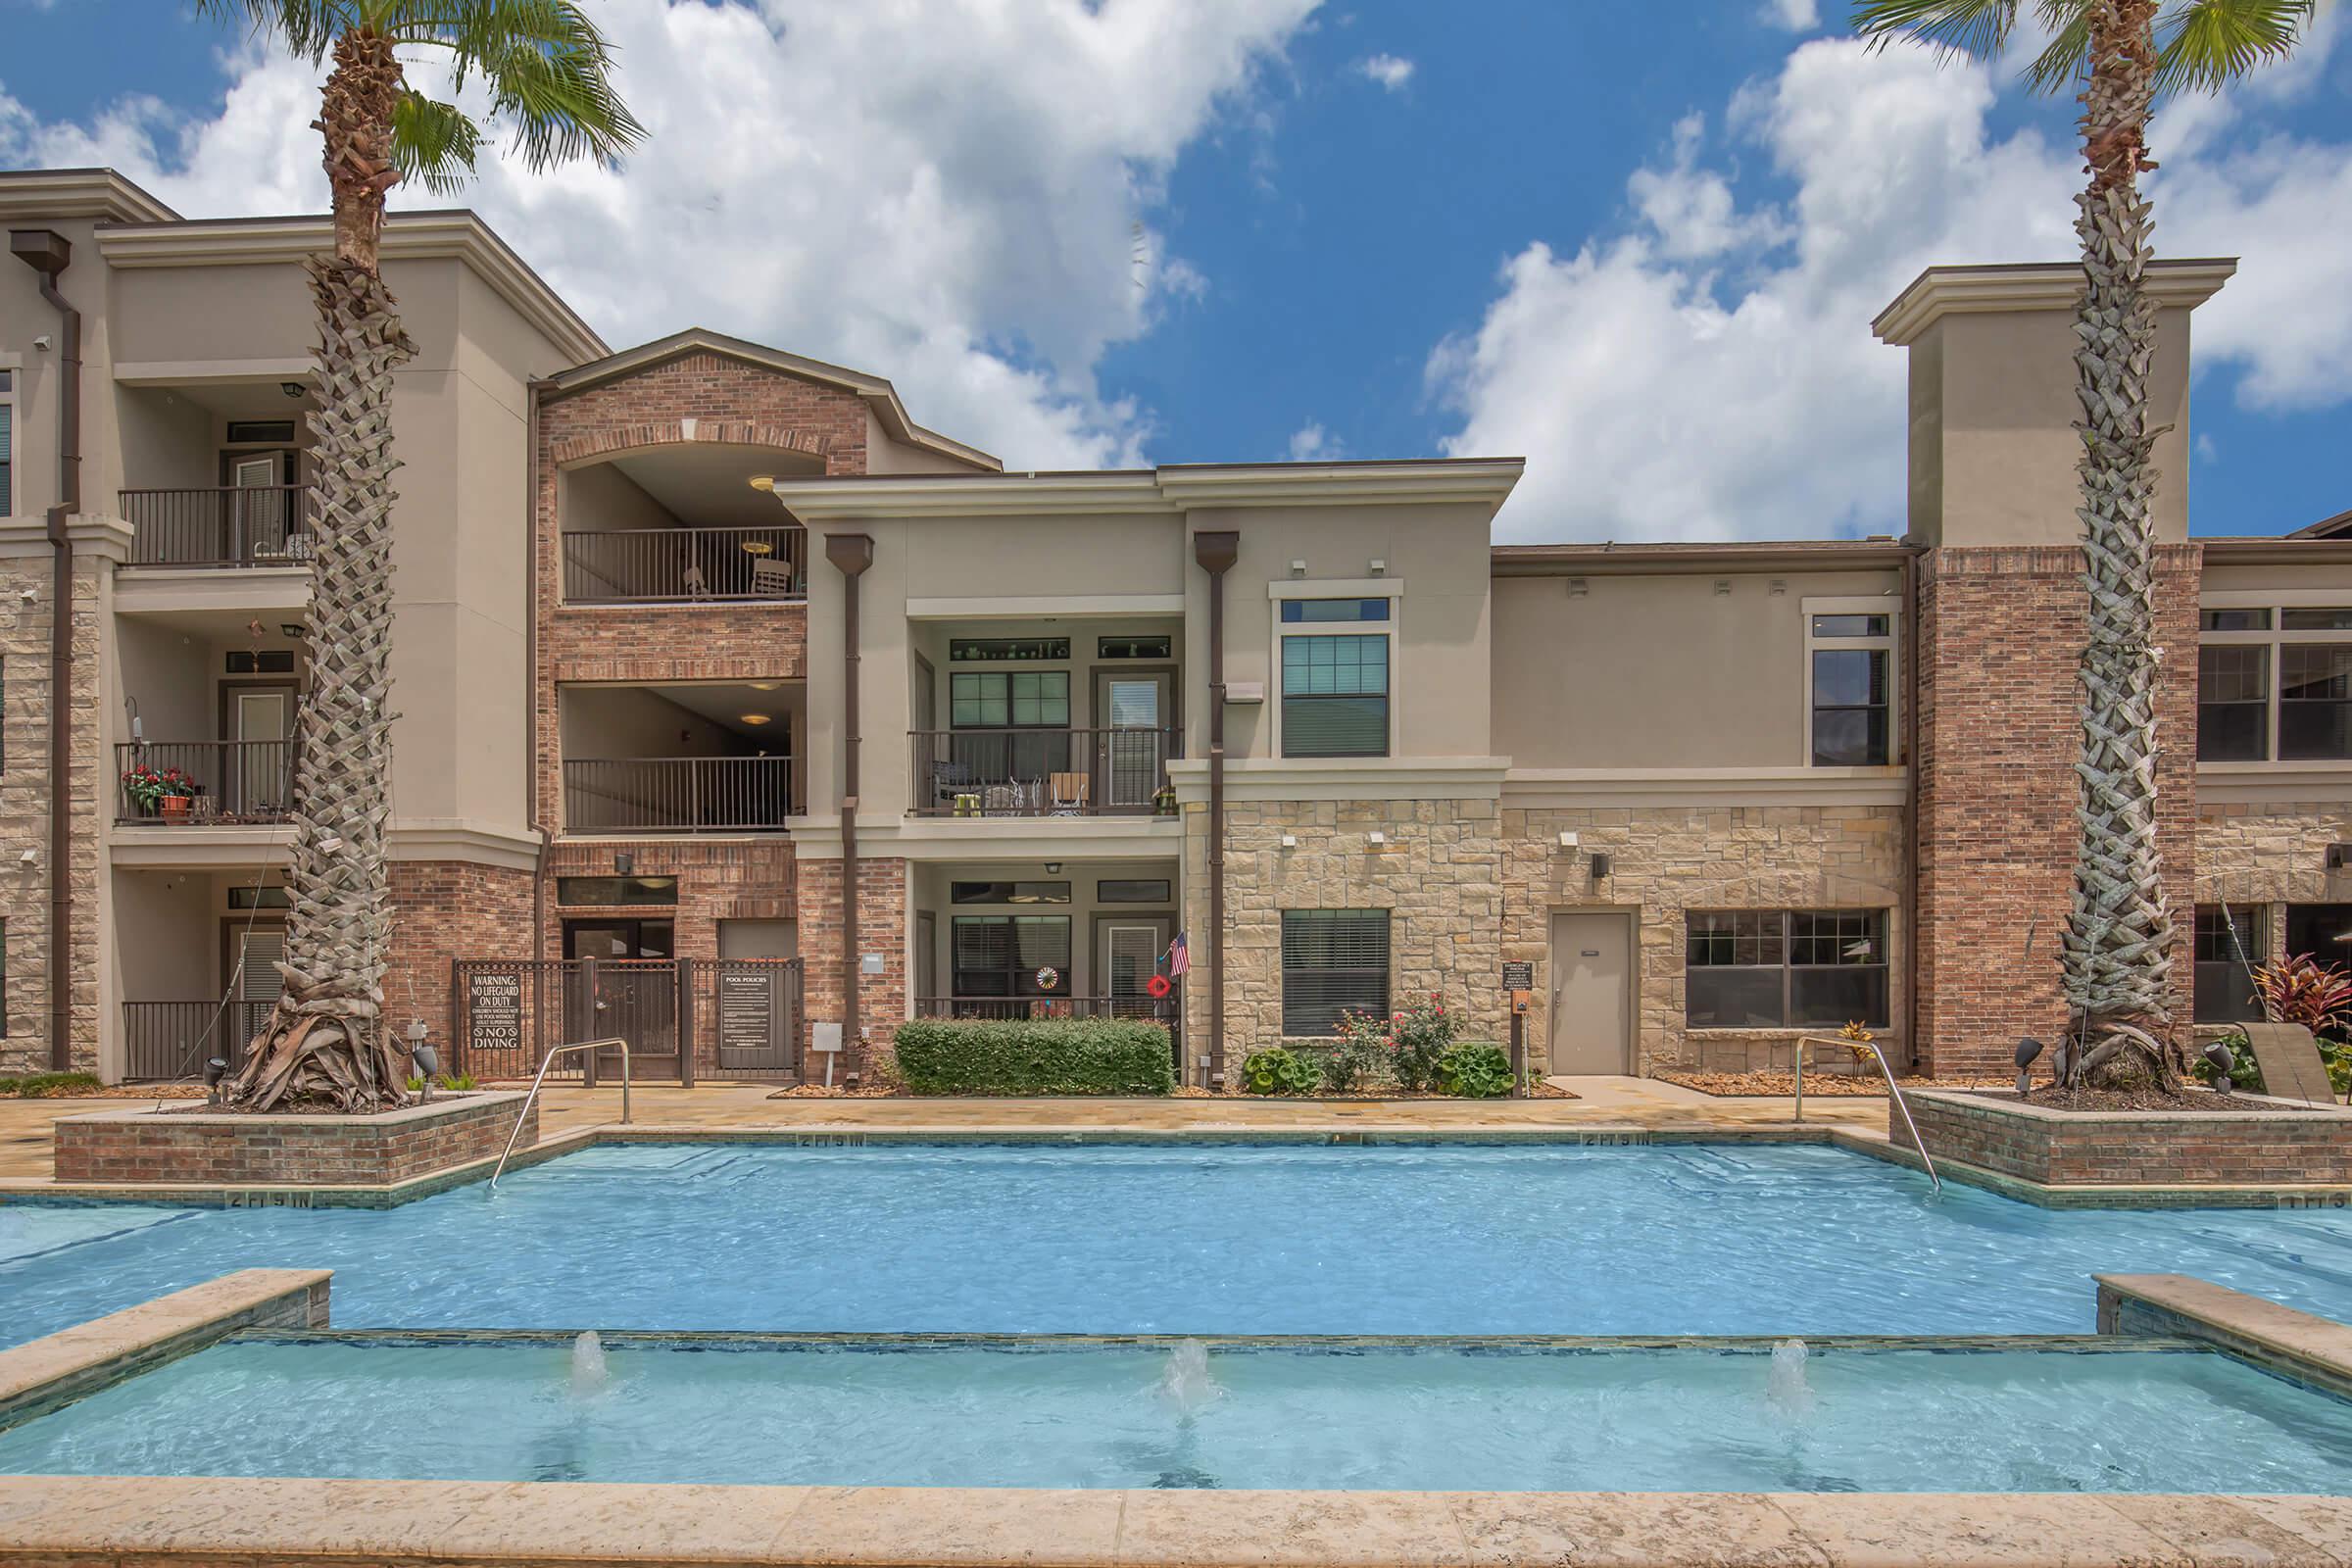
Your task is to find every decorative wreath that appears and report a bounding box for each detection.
[1035,966,1060,991]
[1146,974,1173,1000]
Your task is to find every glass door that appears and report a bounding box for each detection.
[1101,917,1170,1017]
[1096,671,1170,809]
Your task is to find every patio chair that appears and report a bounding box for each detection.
[752,557,795,597]
[1048,771,1092,816]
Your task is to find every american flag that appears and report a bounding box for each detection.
[1166,931,1191,978]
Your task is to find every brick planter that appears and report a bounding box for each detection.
[54,1092,535,1188]
[1896,1088,2352,1187]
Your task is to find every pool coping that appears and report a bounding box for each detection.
[7,1119,2352,1210]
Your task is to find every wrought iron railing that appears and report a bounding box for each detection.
[911,996,1171,1021]
[563,757,795,833]
[116,740,297,824]
[121,486,313,567]
[122,1000,269,1081]
[561,525,808,603]
[910,726,1181,816]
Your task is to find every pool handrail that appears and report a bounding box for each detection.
[490,1036,630,1192]
[1793,1034,1941,1196]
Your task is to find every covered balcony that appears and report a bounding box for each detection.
[116,380,317,568]
[560,681,802,835]
[908,858,1183,1025]
[907,619,1184,818]
[559,444,813,604]
[113,613,305,827]
[110,867,286,1081]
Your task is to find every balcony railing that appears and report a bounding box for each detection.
[564,757,795,834]
[911,727,1182,816]
[122,1000,269,1081]
[122,486,313,567]
[116,740,297,824]
[562,526,808,604]
[912,996,1173,1022]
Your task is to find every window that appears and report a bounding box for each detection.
[950,880,1069,905]
[1281,636,1389,758]
[2192,905,2265,1023]
[1280,598,1390,623]
[952,914,1070,998]
[1805,609,1893,766]
[1100,635,1171,660]
[226,650,298,675]
[1098,878,1172,904]
[556,875,679,906]
[225,419,297,445]
[2198,604,2352,761]
[2286,904,2352,964]
[950,637,1069,662]
[1686,909,1889,1029]
[0,369,12,515]
[1281,909,1390,1035]
[951,670,1069,728]
[227,886,293,911]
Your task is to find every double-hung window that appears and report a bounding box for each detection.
[1804,604,1894,766]
[2197,604,2352,762]
[1281,909,1390,1034]
[1277,594,1393,759]
[1685,909,1889,1028]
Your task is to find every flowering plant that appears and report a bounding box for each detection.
[122,764,198,809]
[1389,993,1458,1093]
[2254,955,2352,1040]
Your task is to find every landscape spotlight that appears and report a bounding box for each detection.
[2014,1037,2044,1097]
[204,1055,229,1105]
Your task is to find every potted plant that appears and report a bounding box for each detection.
[122,763,198,820]
[1153,784,1178,816]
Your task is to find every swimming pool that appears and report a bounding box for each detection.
[8,1142,2352,1346]
[8,1332,2351,1493]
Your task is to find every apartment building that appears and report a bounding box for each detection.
[2,167,2346,1087]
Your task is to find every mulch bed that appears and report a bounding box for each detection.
[1987,1086,2295,1114]
[1657,1070,2006,1099]
[12,1084,206,1101]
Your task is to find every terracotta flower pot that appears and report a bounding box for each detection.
[159,796,191,821]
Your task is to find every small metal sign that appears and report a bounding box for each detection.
[1501,961,1534,991]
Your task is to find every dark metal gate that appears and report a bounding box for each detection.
[452,956,801,1084]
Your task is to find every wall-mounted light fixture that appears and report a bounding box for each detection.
[1566,578,1588,599]
[279,623,305,639]
[279,381,305,398]
[1290,559,1307,576]
[1367,831,1387,847]
[1557,831,1578,849]
[2329,844,2352,872]
[613,851,634,876]
[1044,861,1062,875]
[1369,558,1387,576]
[1713,579,1732,597]
[1280,834,1298,849]
[1590,852,1613,880]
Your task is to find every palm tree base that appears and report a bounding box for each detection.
[220,980,410,1114]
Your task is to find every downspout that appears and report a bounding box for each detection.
[525,377,556,963]
[1192,530,1239,1089]
[12,230,79,1073]
[825,533,875,1073]
[1901,545,1925,1076]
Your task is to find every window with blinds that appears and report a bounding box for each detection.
[952,914,1071,998]
[1280,634,1389,758]
[1281,908,1390,1035]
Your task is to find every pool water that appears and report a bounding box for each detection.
[6,1334,2350,1494]
[9,1143,2352,1346]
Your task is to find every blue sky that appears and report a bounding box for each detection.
[2,0,2346,541]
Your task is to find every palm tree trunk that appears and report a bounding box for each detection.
[223,28,415,1113]
[2060,0,2180,1082]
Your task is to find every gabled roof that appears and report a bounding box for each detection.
[546,327,1000,472]
[2288,507,2352,540]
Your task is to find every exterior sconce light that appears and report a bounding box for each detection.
[1369,559,1387,576]
[613,852,634,875]
[278,381,305,398]
[1557,831,1579,849]
[1566,577,1588,599]
[1280,834,1298,849]
[1367,831,1387,847]
[1290,559,1306,576]
[1590,853,1613,880]
[1044,861,1062,875]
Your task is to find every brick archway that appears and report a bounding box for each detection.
[548,418,836,469]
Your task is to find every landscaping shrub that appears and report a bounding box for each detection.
[894,1018,1173,1096]
[1243,1046,1322,1096]
[1321,1019,1391,1093]
[1385,995,1457,1091]
[1435,1043,1514,1099]
[405,1071,479,1093]
[0,1072,102,1099]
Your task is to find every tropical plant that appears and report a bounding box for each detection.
[196,0,641,1112]
[2253,954,2352,1039]
[1851,0,2315,1090]
[1242,1047,1322,1096]
[1434,1043,1515,1099]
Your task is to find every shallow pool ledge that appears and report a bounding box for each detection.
[0,1268,327,1429]
[0,1476,2348,1568]
[2101,1272,2352,1398]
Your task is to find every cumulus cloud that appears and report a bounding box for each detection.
[1355,54,1414,91]
[1288,420,1343,461]
[0,0,1319,468]
[1430,34,2352,544]
[1761,0,1820,29]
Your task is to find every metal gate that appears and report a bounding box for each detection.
[452,956,801,1084]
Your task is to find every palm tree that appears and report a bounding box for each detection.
[1850,0,2313,1087]
[199,0,642,1112]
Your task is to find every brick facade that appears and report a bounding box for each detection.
[795,855,907,1075]
[1913,544,2203,1074]
[384,859,536,1051]
[54,1091,536,1187]
[1898,1088,2352,1187]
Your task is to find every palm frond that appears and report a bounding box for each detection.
[187,0,350,63]
[389,90,482,195]
[2153,0,2316,94]
[2021,0,2094,94]
[1849,0,2024,62]
[377,0,645,172]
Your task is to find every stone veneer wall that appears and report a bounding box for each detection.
[1500,803,1907,1075]
[1913,544,2201,1075]
[796,855,906,1071]
[54,1091,536,1187]
[1899,1088,2352,1186]
[2195,801,2352,964]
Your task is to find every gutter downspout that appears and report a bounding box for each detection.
[1901,545,1925,1076]
[525,377,556,964]
[1192,530,1239,1089]
[825,533,875,1075]
[12,230,79,1073]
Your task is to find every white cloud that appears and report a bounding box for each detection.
[0,0,1320,468]
[1288,420,1342,461]
[1429,35,2352,544]
[1355,54,1414,91]
[1760,0,1820,30]
[2196,432,2221,464]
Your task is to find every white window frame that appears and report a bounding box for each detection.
[1269,578,1403,761]
[1800,596,1899,768]
[2197,590,2352,768]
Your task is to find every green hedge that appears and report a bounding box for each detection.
[894,1018,1175,1097]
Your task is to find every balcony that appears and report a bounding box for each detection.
[122,1001,267,1081]
[564,757,796,834]
[562,525,808,604]
[122,487,313,568]
[910,727,1182,816]
[116,740,297,825]
[912,996,1173,1022]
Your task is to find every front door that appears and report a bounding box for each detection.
[229,452,288,558]
[564,919,677,1072]
[1549,912,1631,1075]
[1100,916,1170,1018]
[225,920,285,1070]
[1095,670,1171,809]
[225,686,293,818]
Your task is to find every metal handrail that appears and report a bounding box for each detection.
[1793,1034,1940,1195]
[489,1036,631,1191]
